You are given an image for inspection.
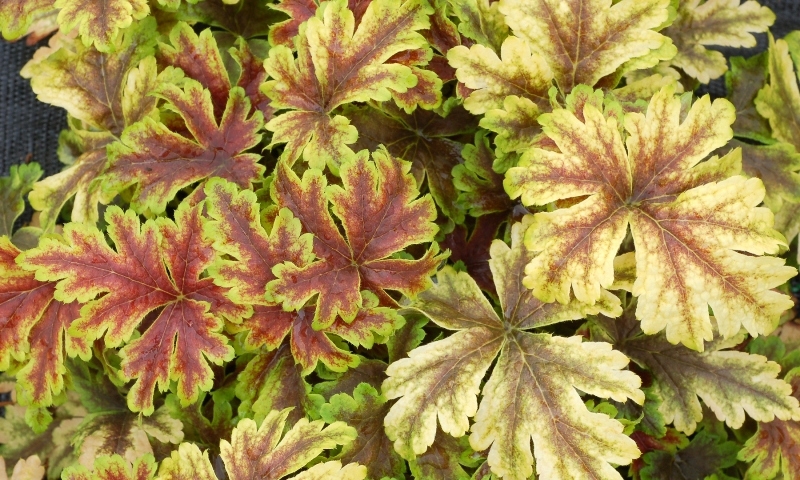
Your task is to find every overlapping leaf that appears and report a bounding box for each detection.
[261,0,434,169]
[0,455,45,480]
[495,0,672,91]
[383,224,641,480]
[590,297,800,435]
[0,163,42,241]
[270,148,442,328]
[18,195,247,414]
[159,408,365,480]
[345,102,478,221]
[726,52,772,142]
[638,429,739,480]
[0,0,147,51]
[20,19,158,230]
[506,85,796,350]
[452,131,515,217]
[61,455,156,480]
[0,237,89,412]
[205,178,402,374]
[663,0,774,83]
[737,339,800,480]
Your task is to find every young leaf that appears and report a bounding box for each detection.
[176,0,279,40]
[496,0,672,91]
[383,224,641,480]
[452,131,515,217]
[105,79,265,214]
[663,0,774,83]
[440,212,506,293]
[21,19,158,229]
[19,197,247,414]
[505,85,796,351]
[262,0,434,169]
[0,237,90,410]
[319,383,406,479]
[61,454,156,480]
[159,409,365,480]
[590,298,800,435]
[204,179,401,373]
[0,163,42,239]
[270,148,442,328]
[345,102,478,222]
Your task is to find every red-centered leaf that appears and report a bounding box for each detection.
[158,23,231,118]
[61,454,157,480]
[19,198,247,415]
[105,80,265,214]
[262,0,434,169]
[345,102,478,222]
[505,84,796,351]
[269,0,319,47]
[205,179,401,373]
[230,38,275,120]
[452,131,515,217]
[0,237,89,410]
[270,148,442,328]
[441,212,506,293]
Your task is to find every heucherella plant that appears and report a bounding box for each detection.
[3,0,800,478]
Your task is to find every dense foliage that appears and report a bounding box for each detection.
[2,0,800,478]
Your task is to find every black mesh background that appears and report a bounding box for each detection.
[1,0,800,177]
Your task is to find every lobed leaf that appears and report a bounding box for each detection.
[61,454,156,480]
[19,197,246,414]
[0,163,42,240]
[506,85,796,351]
[262,0,434,169]
[270,148,442,328]
[384,224,640,480]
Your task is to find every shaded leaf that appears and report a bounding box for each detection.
[346,102,478,222]
[440,211,506,293]
[0,163,42,240]
[452,131,514,217]
[639,430,739,480]
[726,52,772,142]
[447,0,506,52]
[320,383,405,479]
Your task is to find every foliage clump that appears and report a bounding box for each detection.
[2,0,800,478]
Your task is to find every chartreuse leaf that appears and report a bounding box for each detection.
[204,178,401,374]
[320,383,405,479]
[590,297,800,435]
[447,36,552,115]
[495,0,672,91]
[61,454,156,480]
[0,163,42,240]
[447,0,507,53]
[20,18,159,230]
[18,195,247,415]
[345,102,478,222]
[270,148,442,329]
[383,223,641,480]
[0,0,147,50]
[737,339,800,480]
[506,84,796,351]
[663,0,774,83]
[0,237,90,412]
[159,408,366,480]
[262,0,434,169]
[757,32,800,148]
